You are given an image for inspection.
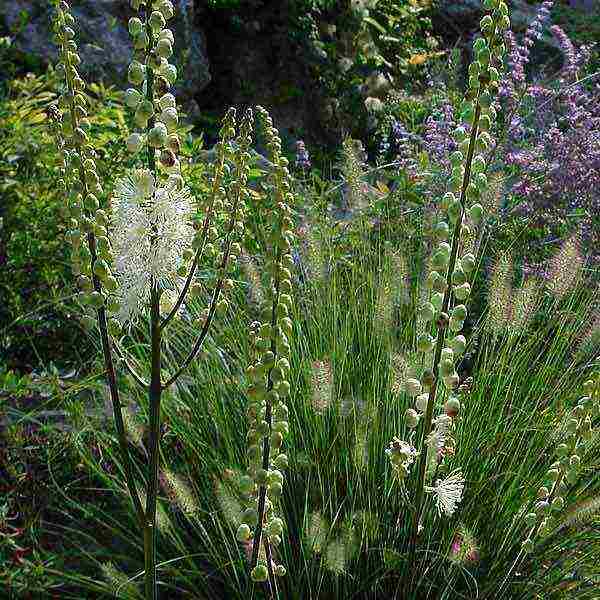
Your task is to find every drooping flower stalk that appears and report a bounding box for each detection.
[497,376,599,596]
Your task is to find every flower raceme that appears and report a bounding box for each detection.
[110,169,194,323]
[385,0,510,553]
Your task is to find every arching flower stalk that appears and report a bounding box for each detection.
[51,2,254,599]
[520,378,598,554]
[383,0,510,560]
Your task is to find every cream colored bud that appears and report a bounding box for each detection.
[127,133,144,153]
[160,107,178,132]
[148,122,168,148]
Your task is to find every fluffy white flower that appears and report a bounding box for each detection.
[425,470,465,517]
[110,169,194,323]
[426,414,452,456]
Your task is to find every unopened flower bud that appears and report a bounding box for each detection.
[148,122,168,148]
[405,378,422,397]
[405,408,419,428]
[444,397,460,417]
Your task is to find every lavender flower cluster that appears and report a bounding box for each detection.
[418,3,598,265]
[501,21,599,263]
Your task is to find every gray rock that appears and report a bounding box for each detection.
[4,0,210,99]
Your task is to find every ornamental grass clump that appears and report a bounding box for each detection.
[40,1,600,598]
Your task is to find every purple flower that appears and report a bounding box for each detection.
[295,140,311,171]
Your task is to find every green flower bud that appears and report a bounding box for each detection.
[124,87,142,109]
[158,0,175,20]
[128,17,143,36]
[269,481,283,497]
[160,107,178,132]
[552,496,564,510]
[251,564,268,582]
[405,408,419,428]
[415,393,429,412]
[157,38,173,58]
[274,564,286,577]
[273,453,288,470]
[431,292,444,311]
[453,283,471,301]
[128,61,145,86]
[159,28,175,44]
[242,508,260,527]
[524,512,537,527]
[405,378,422,397]
[444,397,460,417]
[148,122,168,148]
[162,63,177,84]
[440,359,454,377]
[236,523,251,542]
[417,333,435,353]
[126,132,144,153]
[149,10,166,31]
[461,254,476,273]
[267,517,284,537]
[469,203,484,224]
[434,221,450,240]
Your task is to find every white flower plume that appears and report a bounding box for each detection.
[425,469,465,517]
[426,414,452,456]
[110,169,194,323]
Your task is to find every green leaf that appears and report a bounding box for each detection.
[363,16,387,34]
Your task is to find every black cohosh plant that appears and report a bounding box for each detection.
[385,0,511,561]
[49,1,291,598]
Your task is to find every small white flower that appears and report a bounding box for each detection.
[425,469,465,517]
[426,413,452,455]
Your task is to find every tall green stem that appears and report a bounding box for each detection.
[409,95,482,558]
[145,283,162,600]
[143,10,160,597]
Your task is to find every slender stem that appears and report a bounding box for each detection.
[409,95,482,557]
[144,282,162,600]
[112,341,150,389]
[94,259,146,527]
[250,266,281,571]
[143,9,160,599]
[160,138,228,330]
[161,280,224,390]
[161,138,247,390]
